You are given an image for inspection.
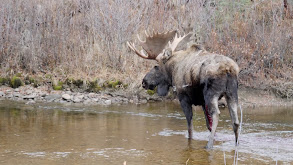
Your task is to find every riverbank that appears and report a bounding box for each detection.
[0,85,292,108]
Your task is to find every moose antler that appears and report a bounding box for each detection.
[168,32,194,52]
[127,30,177,60]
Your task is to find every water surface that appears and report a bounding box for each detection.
[0,100,292,164]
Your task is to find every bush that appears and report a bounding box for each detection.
[11,76,23,88]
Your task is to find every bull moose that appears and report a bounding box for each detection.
[127,30,240,149]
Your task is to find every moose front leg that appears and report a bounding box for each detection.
[179,94,193,139]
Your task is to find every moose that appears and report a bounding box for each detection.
[127,30,240,149]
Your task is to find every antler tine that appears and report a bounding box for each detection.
[144,30,149,38]
[137,34,145,43]
[169,32,190,52]
[127,41,150,59]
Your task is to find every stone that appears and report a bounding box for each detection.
[25,89,33,95]
[0,91,5,97]
[13,93,22,98]
[14,88,20,92]
[45,94,61,102]
[105,99,112,105]
[73,97,82,103]
[88,93,96,98]
[23,94,37,99]
[62,94,71,100]
[76,94,84,99]
[140,99,147,104]
[92,98,99,102]
[26,100,36,104]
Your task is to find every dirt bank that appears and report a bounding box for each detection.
[238,86,293,108]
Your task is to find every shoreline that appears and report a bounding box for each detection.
[0,85,292,108]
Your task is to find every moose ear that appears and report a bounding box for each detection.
[157,83,169,96]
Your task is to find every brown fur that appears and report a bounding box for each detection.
[160,44,239,93]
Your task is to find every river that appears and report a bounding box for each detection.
[0,100,292,164]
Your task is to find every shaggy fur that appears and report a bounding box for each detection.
[142,43,240,149]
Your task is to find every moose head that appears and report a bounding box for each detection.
[127,30,194,96]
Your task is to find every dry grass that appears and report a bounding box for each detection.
[0,0,292,97]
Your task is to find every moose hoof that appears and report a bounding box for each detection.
[205,141,214,149]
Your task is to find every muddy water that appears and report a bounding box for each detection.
[0,100,292,165]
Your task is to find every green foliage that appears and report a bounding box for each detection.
[0,77,9,85]
[147,89,155,96]
[87,80,102,92]
[11,76,23,88]
[53,81,63,90]
[104,80,123,89]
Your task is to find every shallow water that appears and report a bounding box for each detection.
[0,100,292,164]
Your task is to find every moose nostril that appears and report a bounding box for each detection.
[142,81,146,88]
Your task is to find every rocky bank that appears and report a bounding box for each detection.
[0,85,292,108]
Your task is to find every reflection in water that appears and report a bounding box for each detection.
[0,100,292,164]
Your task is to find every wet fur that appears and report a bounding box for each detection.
[142,44,240,149]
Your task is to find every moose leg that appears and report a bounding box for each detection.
[202,105,212,132]
[179,94,193,139]
[226,97,239,145]
[205,97,220,149]
[226,74,240,145]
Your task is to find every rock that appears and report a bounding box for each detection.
[23,94,37,99]
[140,99,147,104]
[83,99,92,104]
[40,93,47,97]
[14,88,20,92]
[92,98,99,102]
[73,97,82,103]
[62,94,71,100]
[88,93,95,98]
[26,100,36,104]
[76,94,84,99]
[65,91,72,94]
[105,99,112,105]
[25,89,33,95]
[45,94,61,102]
[13,93,22,98]
[0,91,5,97]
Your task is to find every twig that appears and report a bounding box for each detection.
[186,158,190,165]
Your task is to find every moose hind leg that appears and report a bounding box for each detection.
[179,94,193,139]
[225,95,239,145]
[225,74,240,145]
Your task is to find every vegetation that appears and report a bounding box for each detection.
[0,0,292,98]
[11,76,23,88]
